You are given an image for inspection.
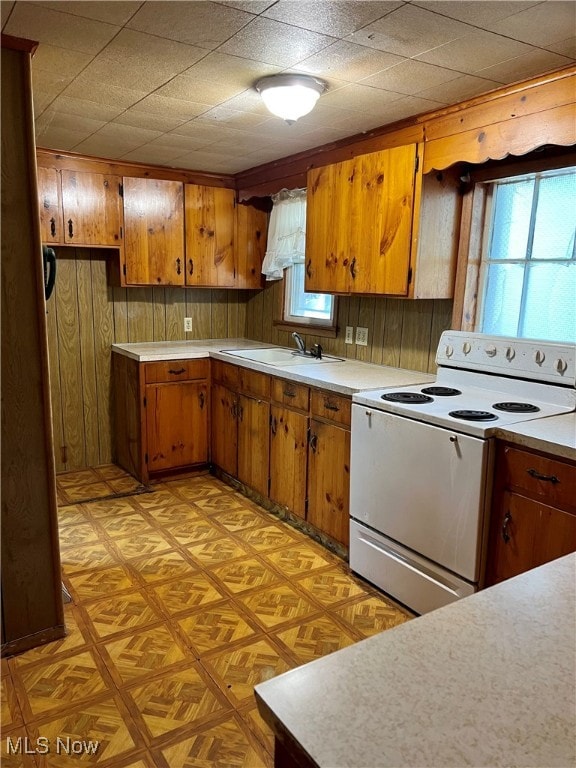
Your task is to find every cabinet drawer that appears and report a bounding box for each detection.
[271,378,309,412]
[310,389,351,427]
[502,446,576,512]
[211,360,240,389]
[145,359,209,383]
[239,368,270,399]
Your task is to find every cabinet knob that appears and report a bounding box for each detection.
[555,358,567,374]
[533,349,545,365]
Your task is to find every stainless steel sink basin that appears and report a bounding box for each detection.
[222,347,344,367]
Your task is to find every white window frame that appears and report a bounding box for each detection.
[282,262,336,329]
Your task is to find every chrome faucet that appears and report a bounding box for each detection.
[291,332,306,355]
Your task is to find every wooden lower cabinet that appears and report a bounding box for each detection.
[237,393,270,498]
[145,380,208,473]
[486,444,576,585]
[269,405,308,520]
[211,382,238,477]
[307,419,351,547]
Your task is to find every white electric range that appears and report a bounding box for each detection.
[350,331,576,615]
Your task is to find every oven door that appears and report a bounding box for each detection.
[350,405,491,582]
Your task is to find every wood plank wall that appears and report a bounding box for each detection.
[47,247,248,472]
[245,281,453,374]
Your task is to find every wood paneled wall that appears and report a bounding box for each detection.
[47,247,249,472]
[245,280,452,374]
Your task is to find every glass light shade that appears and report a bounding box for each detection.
[255,75,326,124]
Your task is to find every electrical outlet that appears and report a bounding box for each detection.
[184,317,193,333]
[345,326,354,344]
[356,327,368,346]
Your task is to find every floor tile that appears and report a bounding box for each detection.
[57,469,101,488]
[111,533,173,561]
[100,625,191,687]
[1,726,38,767]
[234,523,300,553]
[126,665,229,741]
[191,495,247,514]
[295,568,372,606]
[64,481,113,502]
[209,558,282,595]
[156,713,271,768]
[150,574,227,616]
[212,506,268,533]
[96,513,157,539]
[334,595,411,638]
[107,476,145,494]
[144,503,202,527]
[170,476,229,500]
[201,637,293,708]
[67,566,137,603]
[60,542,117,574]
[82,591,162,641]
[27,695,141,766]
[94,464,133,481]
[10,607,89,669]
[57,504,92,527]
[58,522,99,550]
[167,519,227,547]
[238,584,320,631]
[186,538,250,567]
[13,649,109,720]
[132,488,184,511]
[262,543,334,576]
[129,551,197,585]
[2,673,23,730]
[239,702,275,757]
[176,602,259,656]
[86,498,139,518]
[272,614,357,664]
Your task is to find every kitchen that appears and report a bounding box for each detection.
[2,2,576,766]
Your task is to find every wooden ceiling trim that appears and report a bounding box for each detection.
[36,148,236,188]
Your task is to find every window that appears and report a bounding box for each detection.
[283,263,335,327]
[262,187,335,332]
[476,167,575,343]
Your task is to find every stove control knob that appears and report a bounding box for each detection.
[533,350,545,365]
[555,358,568,374]
[462,342,471,355]
[445,344,454,358]
[485,344,497,357]
[505,347,515,361]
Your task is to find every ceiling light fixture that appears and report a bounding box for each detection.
[255,74,327,125]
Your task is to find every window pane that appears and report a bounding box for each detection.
[481,262,524,336]
[521,263,576,343]
[489,179,534,260]
[285,263,334,323]
[531,173,576,260]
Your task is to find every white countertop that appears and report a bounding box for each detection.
[495,412,576,462]
[111,339,435,396]
[255,553,576,768]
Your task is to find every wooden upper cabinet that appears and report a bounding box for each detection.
[60,170,122,246]
[236,201,268,289]
[305,143,460,299]
[306,144,417,296]
[36,168,122,246]
[185,184,236,287]
[123,177,185,285]
[37,166,63,243]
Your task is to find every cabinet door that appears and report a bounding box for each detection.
[237,394,270,497]
[145,381,208,473]
[236,202,267,289]
[61,170,122,246]
[37,166,63,243]
[307,419,350,546]
[306,144,417,296]
[269,405,308,519]
[487,491,540,584]
[123,177,185,285]
[211,382,237,476]
[185,185,235,287]
[534,504,576,567]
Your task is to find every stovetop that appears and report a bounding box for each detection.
[353,332,576,438]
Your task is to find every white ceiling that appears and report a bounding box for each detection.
[3,1,575,175]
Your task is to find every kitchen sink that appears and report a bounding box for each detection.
[222,347,345,367]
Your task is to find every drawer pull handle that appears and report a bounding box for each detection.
[309,433,318,453]
[502,511,512,543]
[324,400,339,412]
[199,391,205,409]
[270,416,277,436]
[176,257,182,275]
[68,219,74,238]
[350,256,356,279]
[168,368,186,375]
[188,258,194,275]
[283,388,296,398]
[50,217,56,237]
[527,468,560,484]
[306,259,312,279]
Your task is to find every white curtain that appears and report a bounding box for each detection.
[261,188,307,281]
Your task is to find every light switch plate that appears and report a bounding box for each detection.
[345,326,354,344]
[184,317,193,332]
[356,327,368,346]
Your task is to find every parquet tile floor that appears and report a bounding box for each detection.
[2,467,412,767]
